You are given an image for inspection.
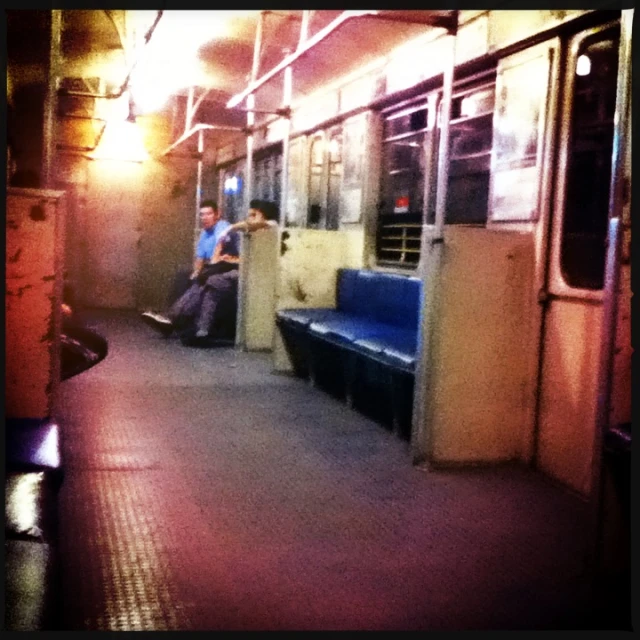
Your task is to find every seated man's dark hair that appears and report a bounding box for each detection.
[263,200,279,221]
[200,199,218,210]
[250,198,279,221]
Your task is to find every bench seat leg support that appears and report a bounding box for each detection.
[344,350,358,410]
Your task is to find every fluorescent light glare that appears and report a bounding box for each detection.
[576,54,591,76]
[89,120,149,163]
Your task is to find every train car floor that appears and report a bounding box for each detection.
[50,309,617,631]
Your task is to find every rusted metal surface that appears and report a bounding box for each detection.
[6,189,65,419]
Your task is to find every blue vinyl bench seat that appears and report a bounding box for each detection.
[276,268,421,437]
[308,316,393,344]
[352,329,418,371]
[276,307,344,329]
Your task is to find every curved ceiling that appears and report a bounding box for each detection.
[7,10,457,151]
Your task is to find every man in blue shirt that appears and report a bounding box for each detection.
[191,199,231,279]
[141,199,277,343]
[140,199,231,336]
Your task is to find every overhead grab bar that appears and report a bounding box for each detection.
[226,10,379,109]
[227,10,458,110]
[161,123,244,157]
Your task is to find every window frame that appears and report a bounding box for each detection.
[305,126,343,230]
[376,94,434,269]
[547,21,621,301]
[438,77,497,226]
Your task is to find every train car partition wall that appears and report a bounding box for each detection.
[218,9,632,505]
[6,189,66,420]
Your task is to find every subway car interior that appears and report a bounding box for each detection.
[5,8,634,631]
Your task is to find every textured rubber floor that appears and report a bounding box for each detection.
[52,310,610,631]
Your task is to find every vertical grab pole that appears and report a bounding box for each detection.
[42,10,61,189]
[270,24,296,358]
[236,95,254,349]
[195,128,204,246]
[589,218,623,587]
[411,13,458,465]
[589,5,633,602]
[244,95,255,215]
[590,10,632,506]
[279,65,292,228]
[237,11,264,349]
[188,82,199,256]
[277,11,306,226]
[244,11,264,214]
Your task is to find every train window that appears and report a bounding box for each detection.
[386,105,429,138]
[308,134,325,227]
[377,102,429,268]
[444,82,496,225]
[561,29,619,290]
[306,128,343,230]
[221,166,244,223]
[219,147,282,224]
[273,153,282,210]
[284,136,306,228]
[380,103,429,218]
[254,150,282,206]
[254,158,267,199]
[326,131,343,230]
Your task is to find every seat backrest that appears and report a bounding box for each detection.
[372,273,422,329]
[336,269,421,329]
[336,268,362,314]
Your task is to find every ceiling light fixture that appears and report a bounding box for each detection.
[87,95,149,163]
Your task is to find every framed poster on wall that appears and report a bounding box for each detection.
[489,43,554,222]
[285,136,307,227]
[340,114,367,223]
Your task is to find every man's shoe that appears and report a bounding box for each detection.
[195,329,208,338]
[141,311,174,337]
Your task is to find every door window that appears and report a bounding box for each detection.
[560,28,619,290]
[377,101,430,268]
[445,82,496,225]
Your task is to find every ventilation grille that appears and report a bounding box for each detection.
[58,77,104,117]
[376,213,421,269]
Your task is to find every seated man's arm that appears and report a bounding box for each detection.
[191,257,205,280]
[210,239,225,264]
[192,228,214,278]
[246,218,278,233]
[214,253,240,264]
[224,219,277,235]
[211,230,241,264]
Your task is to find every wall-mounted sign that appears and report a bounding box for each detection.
[342,115,365,188]
[394,196,409,213]
[489,43,553,222]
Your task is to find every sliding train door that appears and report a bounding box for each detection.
[536,17,631,497]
